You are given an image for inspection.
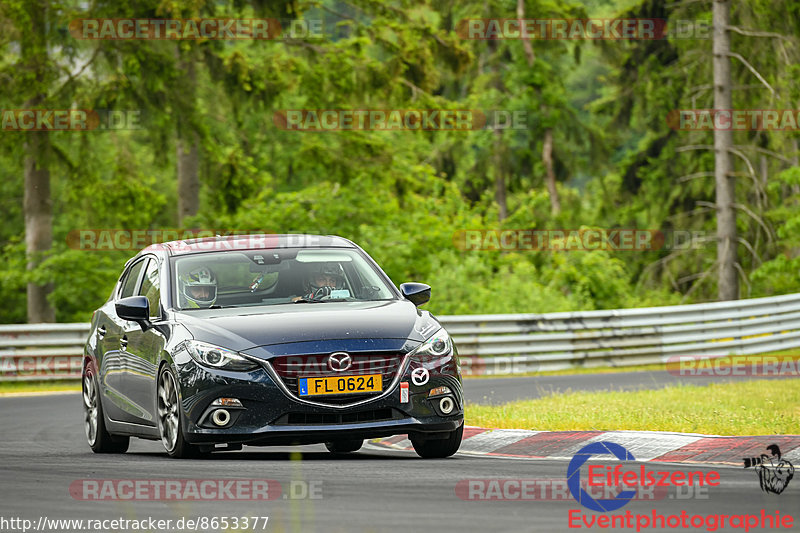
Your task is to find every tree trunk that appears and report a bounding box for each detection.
[789,140,800,259]
[517,0,560,215]
[542,128,561,215]
[177,55,199,225]
[713,0,738,300]
[24,131,55,322]
[517,0,535,65]
[493,129,508,221]
[177,134,199,225]
[792,138,800,198]
[23,0,55,323]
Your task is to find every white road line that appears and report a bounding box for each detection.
[0,390,80,398]
[559,431,704,461]
[459,429,540,454]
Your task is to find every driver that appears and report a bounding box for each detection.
[178,266,218,308]
[297,263,345,300]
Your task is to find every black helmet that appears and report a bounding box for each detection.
[304,262,345,292]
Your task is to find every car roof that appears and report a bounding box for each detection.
[140,234,357,257]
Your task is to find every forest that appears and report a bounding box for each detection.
[1,0,799,323]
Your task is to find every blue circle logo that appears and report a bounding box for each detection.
[567,441,637,512]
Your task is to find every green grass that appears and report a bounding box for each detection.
[466,379,800,435]
[0,380,80,395]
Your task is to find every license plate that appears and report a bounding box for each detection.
[298,375,382,396]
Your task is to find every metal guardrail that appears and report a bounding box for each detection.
[0,323,88,381]
[442,292,800,374]
[2,293,800,379]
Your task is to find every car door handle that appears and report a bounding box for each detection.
[120,336,128,349]
[97,325,106,338]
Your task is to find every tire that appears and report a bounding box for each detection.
[83,362,129,454]
[325,439,363,454]
[410,424,463,459]
[157,365,203,458]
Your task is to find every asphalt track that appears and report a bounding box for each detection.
[463,370,793,405]
[1,394,797,533]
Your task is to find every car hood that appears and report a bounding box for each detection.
[173,300,442,355]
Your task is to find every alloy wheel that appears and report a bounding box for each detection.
[83,372,98,445]
[158,370,180,452]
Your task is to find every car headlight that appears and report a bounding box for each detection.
[409,328,453,361]
[184,340,259,371]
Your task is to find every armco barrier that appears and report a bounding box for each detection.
[0,323,88,381]
[2,293,800,379]
[445,292,800,374]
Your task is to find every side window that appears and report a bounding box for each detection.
[119,260,146,299]
[139,258,161,319]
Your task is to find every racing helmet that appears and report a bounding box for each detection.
[179,266,217,308]
[304,262,345,292]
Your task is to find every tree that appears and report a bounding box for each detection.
[21,0,55,322]
[517,0,560,215]
[176,51,199,226]
[713,0,738,300]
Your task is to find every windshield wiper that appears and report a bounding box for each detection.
[294,297,352,303]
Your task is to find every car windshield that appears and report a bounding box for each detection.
[172,247,396,310]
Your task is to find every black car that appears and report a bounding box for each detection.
[82,234,464,458]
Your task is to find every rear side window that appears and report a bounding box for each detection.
[119,260,146,298]
[139,258,161,319]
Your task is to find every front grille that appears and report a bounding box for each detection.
[267,353,406,406]
[273,408,400,426]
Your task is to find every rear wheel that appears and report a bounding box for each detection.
[325,439,363,454]
[410,424,463,459]
[157,365,203,458]
[83,362,129,453]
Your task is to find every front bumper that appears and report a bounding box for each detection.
[175,360,464,446]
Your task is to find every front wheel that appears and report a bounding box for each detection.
[410,424,463,459]
[157,365,203,458]
[83,362,129,454]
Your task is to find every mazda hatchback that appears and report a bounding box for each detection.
[82,234,464,458]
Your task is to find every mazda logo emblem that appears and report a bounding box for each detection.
[327,352,352,372]
[411,367,430,386]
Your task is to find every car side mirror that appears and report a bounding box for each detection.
[399,282,431,307]
[116,296,151,328]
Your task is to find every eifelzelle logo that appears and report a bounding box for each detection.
[566,441,794,531]
[567,442,719,513]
